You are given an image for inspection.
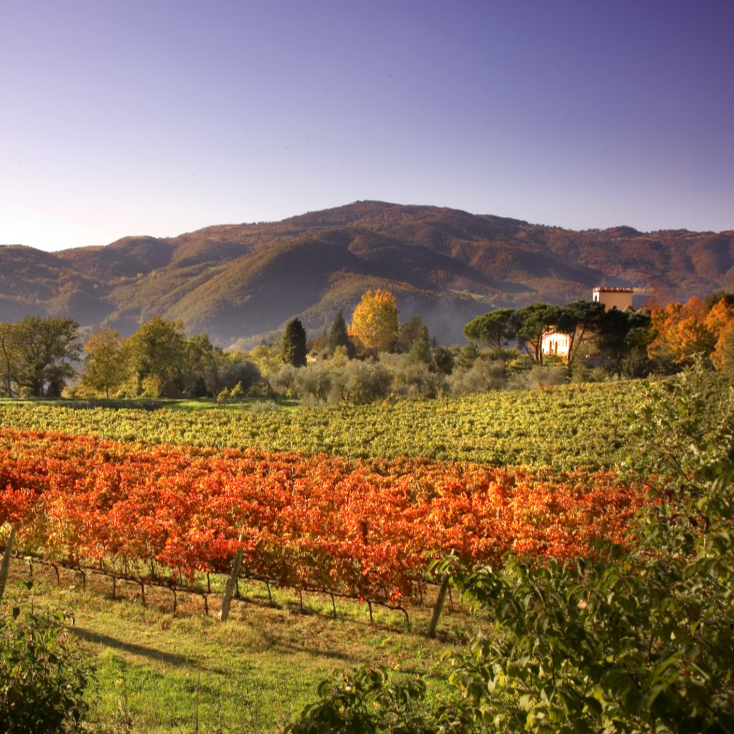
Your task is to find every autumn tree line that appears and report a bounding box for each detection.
[2,289,734,402]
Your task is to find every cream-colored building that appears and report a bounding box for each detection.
[541,331,572,358]
[541,287,635,358]
[593,287,634,311]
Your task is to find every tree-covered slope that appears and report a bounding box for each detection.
[2,201,733,345]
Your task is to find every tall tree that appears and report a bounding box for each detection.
[555,300,607,365]
[406,338,433,367]
[705,298,734,340]
[513,304,562,365]
[327,309,353,356]
[282,318,308,368]
[397,314,430,353]
[349,289,399,353]
[463,308,516,349]
[6,316,82,397]
[597,308,652,372]
[709,300,734,371]
[181,332,220,396]
[124,316,188,396]
[433,345,455,375]
[248,344,282,376]
[80,327,125,398]
[0,322,20,397]
[647,297,713,365]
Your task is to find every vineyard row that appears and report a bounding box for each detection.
[0,429,651,609]
[0,379,647,468]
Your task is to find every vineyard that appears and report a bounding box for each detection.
[4,373,726,733]
[0,379,648,468]
[0,429,650,620]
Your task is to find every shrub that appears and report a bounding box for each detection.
[294,364,332,403]
[389,361,446,400]
[268,364,299,397]
[332,360,393,404]
[447,359,505,395]
[0,596,91,733]
[207,358,261,395]
[506,363,568,390]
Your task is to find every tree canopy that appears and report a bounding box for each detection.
[0,316,81,397]
[555,299,607,364]
[514,303,562,365]
[125,316,188,396]
[463,308,517,349]
[79,327,124,399]
[349,289,400,353]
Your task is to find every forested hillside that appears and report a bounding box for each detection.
[2,201,733,346]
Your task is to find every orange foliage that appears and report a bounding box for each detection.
[648,296,734,364]
[707,300,734,370]
[0,430,651,605]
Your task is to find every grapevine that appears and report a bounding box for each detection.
[0,429,650,617]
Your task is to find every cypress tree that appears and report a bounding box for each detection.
[282,318,308,367]
[406,338,433,366]
[328,309,353,356]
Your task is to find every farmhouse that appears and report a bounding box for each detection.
[541,286,635,358]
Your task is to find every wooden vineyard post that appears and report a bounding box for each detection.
[0,526,16,604]
[427,572,450,639]
[220,545,244,622]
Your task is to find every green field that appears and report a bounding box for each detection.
[0,380,650,469]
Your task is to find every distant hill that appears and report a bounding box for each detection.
[2,201,733,346]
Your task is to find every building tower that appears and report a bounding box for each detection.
[593,287,634,311]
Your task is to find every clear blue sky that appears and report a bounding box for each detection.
[1,0,732,251]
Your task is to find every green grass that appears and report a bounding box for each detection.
[6,559,481,733]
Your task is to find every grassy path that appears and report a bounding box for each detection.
[8,560,480,732]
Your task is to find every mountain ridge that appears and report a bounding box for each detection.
[1,201,733,346]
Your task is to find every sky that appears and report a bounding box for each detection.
[1,0,733,252]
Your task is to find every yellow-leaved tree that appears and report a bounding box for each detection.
[708,299,734,371]
[349,289,399,353]
[647,296,734,367]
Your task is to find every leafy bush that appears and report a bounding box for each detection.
[380,355,447,399]
[294,364,333,403]
[0,594,91,733]
[330,360,393,404]
[506,363,568,390]
[284,665,474,734]
[268,363,299,397]
[447,460,734,732]
[447,359,505,395]
[207,357,261,395]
